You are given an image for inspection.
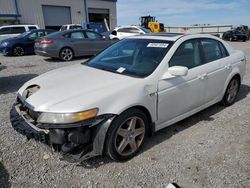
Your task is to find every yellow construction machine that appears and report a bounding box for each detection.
[140,15,165,33]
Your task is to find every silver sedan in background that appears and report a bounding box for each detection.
[34,29,114,61]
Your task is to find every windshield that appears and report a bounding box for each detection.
[86,39,172,78]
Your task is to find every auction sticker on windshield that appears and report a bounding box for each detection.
[147,43,169,48]
[116,67,126,73]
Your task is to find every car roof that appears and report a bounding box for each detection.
[129,33,185,41]
[62,24,81,26]
[0,25,38,28]
[129,33,221,42]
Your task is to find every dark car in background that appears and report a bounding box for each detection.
[35,29,114,61]
[222,30,247,42]
[0,29,56,56]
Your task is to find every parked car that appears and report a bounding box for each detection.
[109,25,151,40]
[0,24,39,42]
[222,30,247,41]
[0,29,56,56]
[59,24,82,31]
[10,34,246,162]
[35,29,114,61]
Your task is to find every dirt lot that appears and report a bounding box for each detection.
[0,42,250,188]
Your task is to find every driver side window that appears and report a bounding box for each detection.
[169,39,202,69]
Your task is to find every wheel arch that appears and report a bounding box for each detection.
[222,72,241,98]
[12,44,25,55]
[101,105,154,156]
[111,105,154,136]
[59,46,75,57]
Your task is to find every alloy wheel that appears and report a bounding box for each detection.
[226,79,239,104]
[115,116,145,156]
[61,48,73,61]
[13,46,24,56]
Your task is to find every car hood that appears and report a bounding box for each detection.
[18,63,140,113]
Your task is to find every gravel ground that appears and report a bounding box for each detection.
[0,42,250,188]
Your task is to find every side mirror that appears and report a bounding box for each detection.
[162,66,188,79]
[168,66,188,76]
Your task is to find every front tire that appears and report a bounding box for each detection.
[13,46,25,56]
[106,109,148,161]
[59,47,74,61]
[221,77,240,106]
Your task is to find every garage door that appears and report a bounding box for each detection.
[42,5,71,27]
[88,8,109,27]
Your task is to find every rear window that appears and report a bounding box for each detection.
[28,26,37,31]
[0,27,11,35]
[69,25,82,30]
[201,39,223,63]
[11,27,26,34]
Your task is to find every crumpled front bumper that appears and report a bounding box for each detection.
[10,104,115,162]
[10,105,49,143]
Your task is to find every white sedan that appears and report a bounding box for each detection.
[109,25,151,40]
[10,33,246,162]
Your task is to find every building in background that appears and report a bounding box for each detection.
[0,0,117,30]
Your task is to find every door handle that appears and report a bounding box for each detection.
[225,64,232,70]
[198,73,208,80]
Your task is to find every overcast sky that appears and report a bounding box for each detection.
[117,0,250,27]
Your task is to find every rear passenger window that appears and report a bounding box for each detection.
[201,39,223,63]
[85,31,101,39]
[11,27,26,34]
[70,31,85,39]
[169,39,202,69]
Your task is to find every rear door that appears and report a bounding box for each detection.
[68,31,86,56]
[199,38,230,103]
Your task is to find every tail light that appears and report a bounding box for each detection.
[40,39,54,45]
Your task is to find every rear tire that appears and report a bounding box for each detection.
[59,47,74,61]
[105,109,148,161]
[221,77,240,106]
[13,46,25,56]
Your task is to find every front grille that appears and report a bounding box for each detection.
[16,97,40,123]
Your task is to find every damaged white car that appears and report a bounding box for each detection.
[10,33,246,162]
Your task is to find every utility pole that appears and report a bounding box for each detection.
[83,0,88,23]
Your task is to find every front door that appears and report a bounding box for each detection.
[157,39,206,127]
[84,31,110,55]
